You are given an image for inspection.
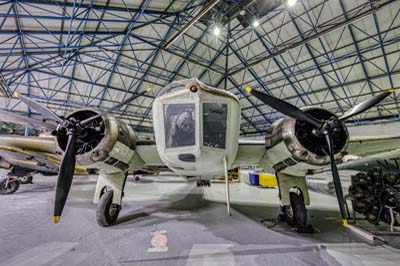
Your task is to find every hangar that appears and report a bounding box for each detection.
[1,0,400,265]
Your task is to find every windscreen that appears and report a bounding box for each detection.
[203,103,227,149]
[164,104,195,148]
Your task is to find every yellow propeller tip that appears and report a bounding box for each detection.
[13,92,19,98]
[53,216,61,224]
[342,219,348,227]
[146,87,152,93]
[245,87,252,93]
[388,89,395,93]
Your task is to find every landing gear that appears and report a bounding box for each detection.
[96,188,121,227]
[281,191,307,228]
[93,171,128,227]
[0,168,36,194]
[18,174,33,185]
[196,180,210,187]
[0,172,35,194]
[0,178,20,194]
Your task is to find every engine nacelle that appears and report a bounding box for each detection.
[56,109,143,174]
[264,108,349,175]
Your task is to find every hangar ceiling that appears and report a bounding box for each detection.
[0,0,399,137]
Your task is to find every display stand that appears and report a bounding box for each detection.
[344,195,400,241]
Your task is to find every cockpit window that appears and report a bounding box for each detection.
[203,103,227,149]
[164,104,195,148]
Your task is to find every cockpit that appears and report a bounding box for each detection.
[164,103,196,148]
[202,103,227,149]
[164,102,228,149]
[152,79,240,177]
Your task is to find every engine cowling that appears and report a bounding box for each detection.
[56,109,140,173]
[264,107,349,174]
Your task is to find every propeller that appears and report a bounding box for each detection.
[14,92,64,124]
[12,89,151,223]
[53,132,76,223]
[80,87,151,127]
[245,87,321,128]
[0,109,57,130]
[245,87,394,226]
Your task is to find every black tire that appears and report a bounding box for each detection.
[282,192,307,227]
[134,175,140,182]
[96,189,120,227]
[0,179,20,194]
[19,175,33,185]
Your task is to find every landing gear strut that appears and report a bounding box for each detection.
[94,171,128,227]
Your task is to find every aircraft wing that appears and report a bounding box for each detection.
[232,139,266,166]
[0,136,164,175]
[0,135,57,154]
[347,135,400,156]
[232,134,400,170]
[0,145,59,174]
[0,109,57,130]
[307,148,400,196]
[0,135,90,175]
[135,140,164,166]
[308,136,400,196]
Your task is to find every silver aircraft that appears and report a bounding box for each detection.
[0,78,395,229]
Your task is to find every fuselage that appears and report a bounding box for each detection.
[152,79,241,177]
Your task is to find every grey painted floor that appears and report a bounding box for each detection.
[1,172,400,266]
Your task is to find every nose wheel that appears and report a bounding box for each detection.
[196,180,211,187]
[280,192,307,228]
[96,188,121,227]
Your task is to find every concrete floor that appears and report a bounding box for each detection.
[1,171,400,266]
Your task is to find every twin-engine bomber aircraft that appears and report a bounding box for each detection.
[0,78,394,228]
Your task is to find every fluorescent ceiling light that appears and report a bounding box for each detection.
[287,0,297,7]
[252,20,260,27]
[213,26,220,36]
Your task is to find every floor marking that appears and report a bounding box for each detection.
[147,230,168,252]
[322,243,400,266]
[185,244,234,266]
[0,241,77,266]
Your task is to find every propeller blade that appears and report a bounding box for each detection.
[324,133,348,226]
[80,88,151,127]
[14,93,63,123]
[53,132,77,223]
[245,87,321,128]
[339,90,394,121]
[0,109,57,130]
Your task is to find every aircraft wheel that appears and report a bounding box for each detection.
[96,189,120,227]
[19,174,33,184]
[0,178,20,194]
[282,192,307,227]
